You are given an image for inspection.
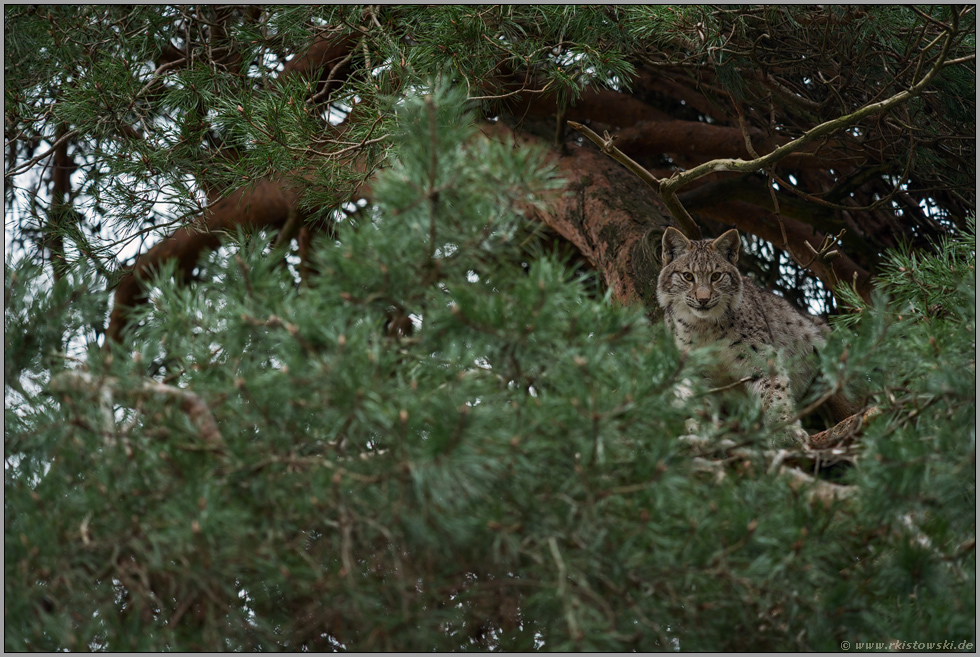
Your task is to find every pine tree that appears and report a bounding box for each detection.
[4,5,976,651]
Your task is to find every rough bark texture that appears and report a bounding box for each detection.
[485,121,672,310]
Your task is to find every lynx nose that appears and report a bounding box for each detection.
[695,286,712,306]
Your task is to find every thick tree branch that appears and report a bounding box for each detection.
[482,121,672,307]
[106,31,363,342]
[280,31,359,95]
[567,120,702,240]
[45,124,74,281]
[107,178,299,342]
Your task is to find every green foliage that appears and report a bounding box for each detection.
[818,220,976,647]
[5,5,648,265]
[390,5,638,106]
[4,4,976,651]
[6,86,975,651]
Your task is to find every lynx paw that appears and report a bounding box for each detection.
[769,423,810,447]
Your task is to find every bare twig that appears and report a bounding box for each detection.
[703,376,755,395]
[469,79,555,102]
[5,129,80,178]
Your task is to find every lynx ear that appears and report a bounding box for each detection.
[712,229,740,265]
[661,227,691,265]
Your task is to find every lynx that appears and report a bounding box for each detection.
[656,227,844,443]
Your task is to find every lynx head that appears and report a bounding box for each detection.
[656,227,743,321]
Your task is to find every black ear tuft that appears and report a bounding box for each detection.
[711,229,740,265]
[661,227,691,266]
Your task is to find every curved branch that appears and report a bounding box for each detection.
[107,178,298,342]
[50,371,224,449]
[106,31,363,343]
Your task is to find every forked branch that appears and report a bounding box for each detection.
[566,120,702,239]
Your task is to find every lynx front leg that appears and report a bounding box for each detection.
[672,378,701,437]
[673,378,725,442]
[748,374,810,445]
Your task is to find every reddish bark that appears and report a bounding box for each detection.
[107,178,299,342]
[46,126,74,281]
[280,31,360,94]
[481,120,671,308]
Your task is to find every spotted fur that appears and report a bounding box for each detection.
[657,227,829,442]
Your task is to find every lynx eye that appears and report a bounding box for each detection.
[681,272,695,282]
[710,272,722,282]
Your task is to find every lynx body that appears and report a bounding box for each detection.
[656,227,829,441]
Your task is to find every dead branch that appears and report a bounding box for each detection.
[49,370,224,449]
[566,120,702,239]
[690,448,857,506]
[777,466,857,505]
[609,119,851,170]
